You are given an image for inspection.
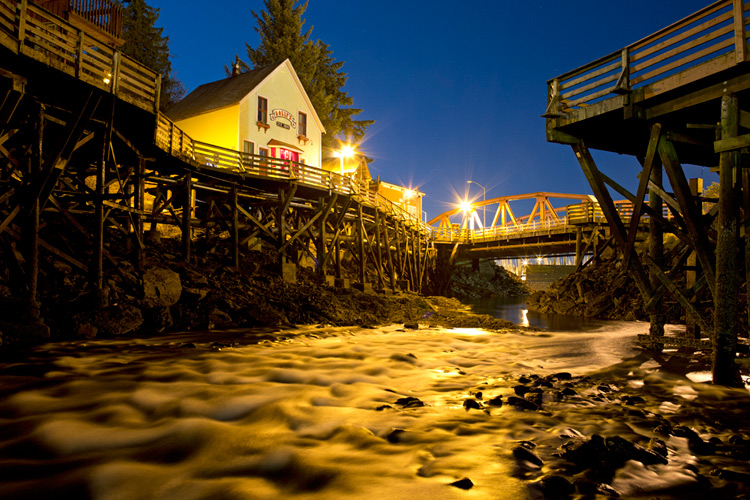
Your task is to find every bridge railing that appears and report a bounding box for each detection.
[0,0,160,113]
[431,200,638,243]
[154,113,431,234]
[545,0,748,116]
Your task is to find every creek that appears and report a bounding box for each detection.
[0,313,748,499]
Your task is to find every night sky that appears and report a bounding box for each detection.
[151,0,714,219]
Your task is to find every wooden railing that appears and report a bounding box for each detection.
[0,0,159,113]
[32,0,122,39]
[544,0,749,116]
[154,113,430,234]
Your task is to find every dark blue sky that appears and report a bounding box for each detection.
[151,0,714,219]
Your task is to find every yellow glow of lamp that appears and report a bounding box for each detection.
[460,200,473,213]
[335,144,357,175]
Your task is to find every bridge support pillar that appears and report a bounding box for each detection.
[713,93,742,386]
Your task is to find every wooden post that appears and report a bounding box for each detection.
[231,186,239,267]
[686,177,703,338]
[93,97,115,308]
[357,203,366,285]
[134,156,145,270]
[743,168,750,333]
[317,197,328,277]
[23,101,43,321]
[575,227,583,266]
[375,208,383,286]
[182,173,192,262]
[713,93,742,386]
[733,0,748,63]
[383,218,396,289]
[648,160,665,337]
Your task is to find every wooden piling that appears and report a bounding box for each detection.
[713,93,742,386]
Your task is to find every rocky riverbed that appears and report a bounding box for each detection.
[0,239,522,348]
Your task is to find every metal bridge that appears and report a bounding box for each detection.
[427,192,642,263]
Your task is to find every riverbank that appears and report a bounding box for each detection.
[0,238,523,348]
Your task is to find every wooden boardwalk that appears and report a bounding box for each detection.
[0,0,435,314]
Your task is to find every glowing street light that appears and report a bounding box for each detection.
[335,144,356,176]
[467,180,486,228]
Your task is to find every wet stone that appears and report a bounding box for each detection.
[507,396,538,411]
[513,442,544,468]
[535,475,575,499]
[463,399,481,410]
[450,477,474,490]
[488,395,503,407]
[514,385,531,396]
[386,429,407,443]
[395,396,424,408]
[375,405,392,411]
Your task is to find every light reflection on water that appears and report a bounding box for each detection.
[466,296,606,331]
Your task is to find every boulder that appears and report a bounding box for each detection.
[142,267,182,308]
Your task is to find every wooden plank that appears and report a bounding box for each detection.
[714,132,750,152]
[631,37,734,86]
[631,22,733,76]
[734,0,748,62]
[560,60,621,91]
[631,10,733,65]
[560,72,618,101]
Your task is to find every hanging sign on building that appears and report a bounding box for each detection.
[270,109,296,129]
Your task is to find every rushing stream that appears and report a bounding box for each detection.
[0,314,749,499]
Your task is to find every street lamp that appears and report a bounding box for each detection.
[335,144,355,176]
[467,180,486,228]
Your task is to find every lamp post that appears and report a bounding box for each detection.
[467,180,486,228]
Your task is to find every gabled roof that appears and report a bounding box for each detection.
[165,59,325,133]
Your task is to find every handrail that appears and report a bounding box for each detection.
[544,0,748,116]
[430,200,647,243]
[154,113,431,234]
[0,0,159,113]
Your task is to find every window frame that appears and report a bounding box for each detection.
[257,96,268,124]
[298,111,308,137]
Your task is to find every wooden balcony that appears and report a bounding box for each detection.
[544,0,750,166]
[0,0,158,113]
[30,0,123,46]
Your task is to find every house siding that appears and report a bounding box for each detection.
[239,67,322,167]
[174,104,240,151]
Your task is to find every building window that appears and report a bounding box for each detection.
[298,112,307,137]
[257,96,268,124]
[243,141,254,155]
[259,147,268,157]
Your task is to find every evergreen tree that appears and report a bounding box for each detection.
[120,0,184,110]
[245,0,372,150]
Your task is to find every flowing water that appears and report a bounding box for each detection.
[0,315,749,499]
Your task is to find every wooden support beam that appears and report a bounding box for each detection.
[230,186,239,267]
[93,97,115,308]
[382,216,396,289]
[572,142,655,304]
[625,123,661,266]
[357,203,366,285]
[658,136,717,298]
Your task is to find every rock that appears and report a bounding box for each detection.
[574,480,621,498]
[648,437,668,458]
[513,442,544,467]
[488,395,503,407]
[535,475,575,498]
[672,426,715,455]
[386,428,407,443]
[403,322,419,330]
[395,396,424,408]
[449,477,473,490]
[507,396,538,411]
[141,267,182,308]
[74,304,143,337]
[474,391,483,400]
[463,399,481,410]
[514,385,531,396]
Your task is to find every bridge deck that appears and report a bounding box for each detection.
[544,0,750,165]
